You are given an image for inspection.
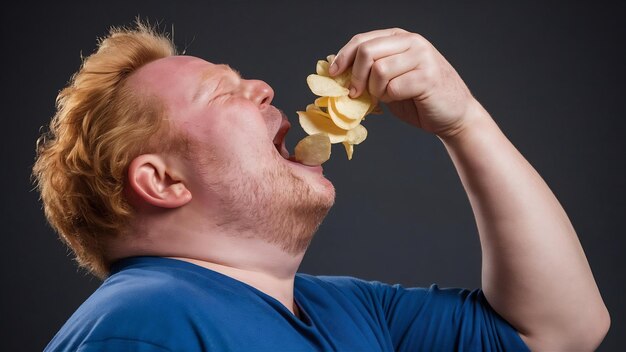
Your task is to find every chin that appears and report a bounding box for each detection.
[315,176,336,208]
[294,164,336,207]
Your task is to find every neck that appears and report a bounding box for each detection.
[169,254,302,315]
[169,234,306,314]
[109,212,308,315]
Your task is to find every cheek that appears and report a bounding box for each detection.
[186,104,274,163]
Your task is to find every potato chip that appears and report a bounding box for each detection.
[306,103,332,119]
[327,101,363,130]
[342,141,354,160]
[316,60,329,76]
[306,103,323,113]
[341,125,367,160]
[306,74,349,97]
[297,110,348,143]
[314,96,329,108]
[296,55,382,161]
[333,70,352,88]
[346,124,368,145]
[333,92,371,120]
[294,133,331,166]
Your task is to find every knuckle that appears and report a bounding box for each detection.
[371,61,388,78]
[356,44,373,61]
[422,67,435,81]
[421,67,438,87]
[368,81,382,98]
[391,27,408,34]
[386,79,402,99]
[350,33,365,45]
[405,32,428,49]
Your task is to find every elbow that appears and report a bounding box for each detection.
[563,305,610,351]
[588,306,611,349]
[523,305,611,351]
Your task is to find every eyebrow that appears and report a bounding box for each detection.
[220,64,242,79]
[192,64,242,102]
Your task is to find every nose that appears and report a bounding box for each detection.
[240,79,274,107]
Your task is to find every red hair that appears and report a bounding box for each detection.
[33,21,177,277]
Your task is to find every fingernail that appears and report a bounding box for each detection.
[349,86,356,97]
[329,61,338,75]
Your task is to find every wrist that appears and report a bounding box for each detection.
[436,99,494,144]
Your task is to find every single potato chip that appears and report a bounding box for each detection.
[306,74,350,97]
[342,141,354,160]
[334,92,371,120]
[346,124,368,145]
[306,103,323,113]
[295,133,331,166]
[333,70,352,88]
[314,96,329,108]
[316,60,329,76]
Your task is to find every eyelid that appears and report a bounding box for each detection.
[214,74,240,98]
[207,90,231,106]
[198,67,241,104]
[203,77,228,103]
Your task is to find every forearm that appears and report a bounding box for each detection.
[440,101,609,350]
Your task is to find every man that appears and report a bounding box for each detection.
[35,21,609,351]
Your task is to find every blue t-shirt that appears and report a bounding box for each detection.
[45,256,529,351]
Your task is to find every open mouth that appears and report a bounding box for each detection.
[270,108,321,169]
[273,118,293,160]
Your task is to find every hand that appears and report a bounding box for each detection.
[330,28,480,139]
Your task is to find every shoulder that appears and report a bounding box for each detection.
[295,273,414,308]
[296,273,432,301]
[92,257,239,315]
[296,273,375,293]
[62,267,196,324]
[46,259,222,351]
[295,274,464,316]
[81,258,244,323]
[89,263,199,315]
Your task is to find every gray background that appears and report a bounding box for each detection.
[2,0,624,350]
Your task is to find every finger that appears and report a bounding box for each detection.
[380,69,433,103]
[329,28,407,76]
[349,34,416,98]
[367,46,420,99]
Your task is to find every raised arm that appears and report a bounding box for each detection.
[330,28,610,351]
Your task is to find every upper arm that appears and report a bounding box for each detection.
[371,282,531,352]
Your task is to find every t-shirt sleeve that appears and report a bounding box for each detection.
[370,282,529,352]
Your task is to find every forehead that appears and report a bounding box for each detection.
[127,55,237,99]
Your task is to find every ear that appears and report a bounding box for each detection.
[127,154,192,209]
